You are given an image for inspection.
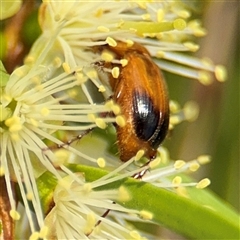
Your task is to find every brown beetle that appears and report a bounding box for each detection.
[98,41,169,162]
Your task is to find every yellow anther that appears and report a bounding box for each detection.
[116,115,126,127]
[10,209,21,220]
[112,67,120,78]
[183,42,199,52]
[95,118,107,129]
[98,85,106,92]
[189,162,200,172]
[196,178,211,189]
[198,71,213,85]
[215,65,227,82]
[172,176,182,186]
[157,9,164,22]
[149,157,161,169]
[135,150,145,161]
[106,37,117,47]
[97,26,109,32]
[118,186,131,202]
[169,100,180,113]
[97,158,106,168]
[101,51,114,62]
[40,107,50,116]
[197,155,211,165]
[139,210,153,220]
[120,59,128,67]
[62,62,71,74]
[174,160,186,169]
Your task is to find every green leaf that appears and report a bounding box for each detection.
[38,164,240,239]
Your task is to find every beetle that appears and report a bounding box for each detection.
[98,41,169,162]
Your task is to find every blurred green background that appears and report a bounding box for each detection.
[166,1,239,212]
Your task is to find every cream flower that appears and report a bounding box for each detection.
[0,63,119,234]
[42,152,211,239]
[26,0,226,86]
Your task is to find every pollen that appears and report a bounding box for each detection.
[158,147,169,164]
[14,67,26,77]
[53,57,62,68]
[58,177,72,189]
[29,118,39,127]
[135,150,145,161]
[178,9,191,19]
[0,166,4,176]
[176,186,188,198]
[183,101,199,122]
[106,36,117,47]
[215,65,227,82]
[120,59,128,67]
[196,178,211,189]
[84,212,96,235]
[170,115,181,125]
[97,26,110,32]
[111,67,120,78]
[149,157,161,169]
[118,186,131,202]
[67,89,77,97]
[83,183,92,193]
[62,62,71,74]
[39,226,49,238]
[183,42,199,52]
[95,8,103,18]
[2,93,12,104]
[54,149,70,166]
[141,13,150,20]
[194,28,207,37]
[172,176,182,186]
[31,76,41,85]
[95,118,107,129]
[24,56,35,64]
[157,9,164,22]
[27,191,34,200]
[116,115,126,127]
[156,51,165,58]
[10,209,21,220]
[97,157,106,168]
[189,162,200,172]
[111,104,121,115]
[40,107,50,116]
[5,116,22,132]
[29,232,40,240]
[198,71,213,85]
[105,99,114,108]
[174,160,186,169]
[88,113,96,122]
[126,39,134,47]
[170,100,180,113]
[98,85,106,92]
[197,155,211,165]
[10,133,20,141]
[139,210,153,220]
[137,2,147,9]
[130,230,141,239]
[101,51,114,62]
[76,72,88,84]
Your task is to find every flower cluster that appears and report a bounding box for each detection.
[1,0,225,239]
